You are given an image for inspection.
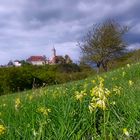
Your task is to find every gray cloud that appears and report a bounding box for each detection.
[0,0,140,65]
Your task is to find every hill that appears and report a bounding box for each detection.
[110,49,140,69]
[0,62,140,139]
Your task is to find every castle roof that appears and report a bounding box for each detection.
[27,56,46,62]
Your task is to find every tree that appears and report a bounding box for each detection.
[65,55,73,64]
[79,19,128,72]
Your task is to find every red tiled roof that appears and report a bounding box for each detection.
[27,56,46,62]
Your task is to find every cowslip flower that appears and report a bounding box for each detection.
[75,91,87,102]
[89,77,110,111]
[92,80,96,84]
[0,124,6,136]
[29,95,33,101]
[89,103,97,113]
[96,99,106,110]
[15,98,21,110]
[37,107,51,116]
[127,64,130,68]
[3,104,6,107]
[129,80,134,86]
[113,86,122,95]
[123,128,129,137]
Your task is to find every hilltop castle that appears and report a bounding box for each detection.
[26,48,72,66]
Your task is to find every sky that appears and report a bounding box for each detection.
[0,0,140,65]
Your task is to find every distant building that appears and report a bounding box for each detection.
[26,48,72,66]
[7,60,14,67]
[26,56,47,65]
[7,60,21,67]
[50,47,69,64]
[13,60,22,67]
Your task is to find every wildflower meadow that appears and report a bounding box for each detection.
[0,63,140,139]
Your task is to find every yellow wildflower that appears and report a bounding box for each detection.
[15,98,21,110]
[129,80,134,86]
[3,104,6,107]
[89,103,96,113]
[96,99,106,110]
[127,64,130,68]
[92,80,96,84]
[75,91,87,102]
[113,86,122,95]
[75,94,83,101]
[89,77,110,111]
[37,107,51,116]
[122,71,126,77]
[0,124,6,136]
[112,77,117,81]
[29,95,33,101]
[110,101,116,105]
[123,128,129,137]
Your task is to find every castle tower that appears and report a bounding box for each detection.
[52,47,56,57]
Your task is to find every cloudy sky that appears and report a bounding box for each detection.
[0,0,140,65]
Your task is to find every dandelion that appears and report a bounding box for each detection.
[0,124,6,136]
[129,80,134,86]
[37,107,51,116]
[123,128,129,137]
[15,98,21,110]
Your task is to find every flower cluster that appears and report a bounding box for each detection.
[0,124,6,136]
[113,86,122,95]
[15,98,21,110]
[75,91,87,102]
[37,107,51,116]
[89,77,110,112]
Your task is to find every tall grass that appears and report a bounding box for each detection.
[0,63,140,139]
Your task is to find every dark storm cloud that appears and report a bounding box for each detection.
[0,0,140,64]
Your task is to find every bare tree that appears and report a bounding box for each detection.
[79,19,128,72]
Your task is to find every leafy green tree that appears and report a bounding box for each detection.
[79,19,128,72]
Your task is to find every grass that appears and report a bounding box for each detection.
[0,62,140,139]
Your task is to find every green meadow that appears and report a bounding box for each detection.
[0,62,140,139]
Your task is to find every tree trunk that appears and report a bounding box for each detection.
[96,62,101,73]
